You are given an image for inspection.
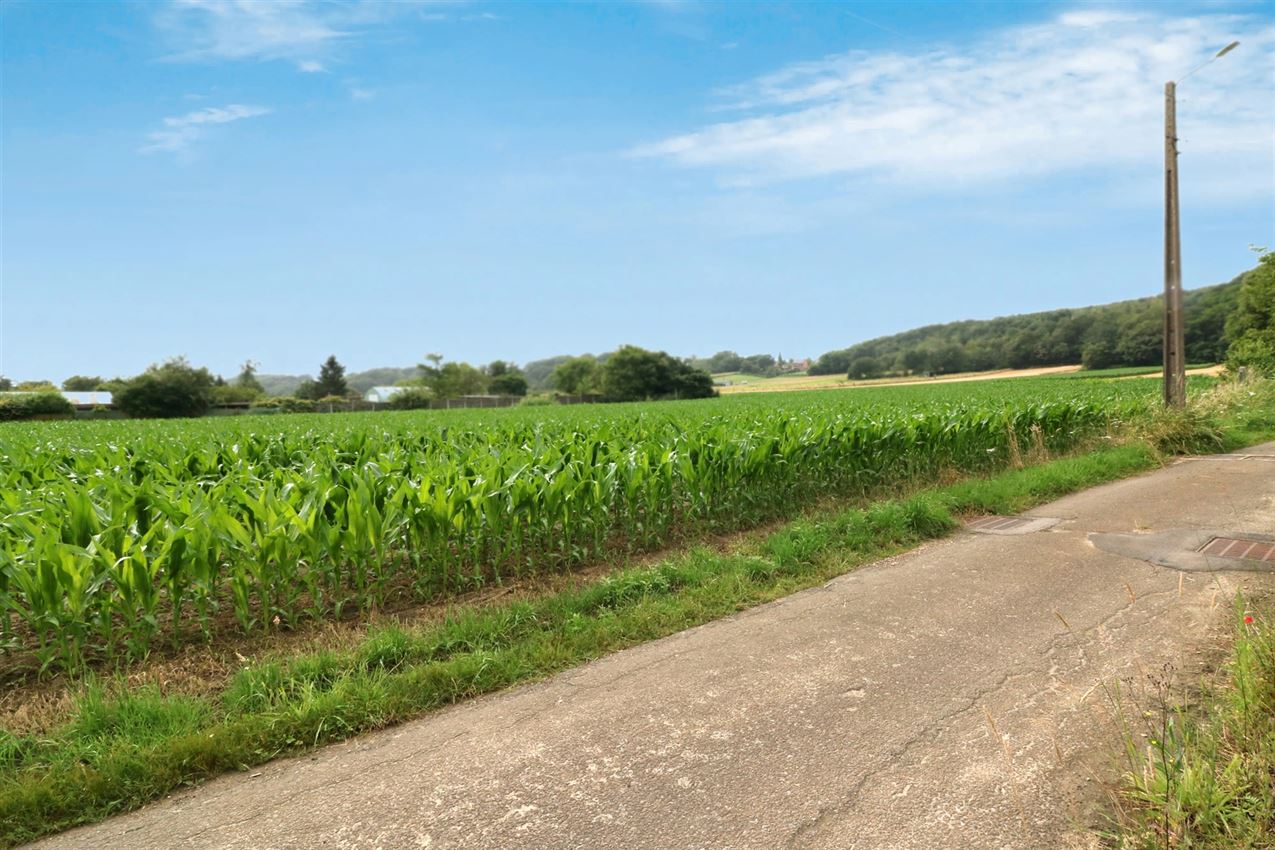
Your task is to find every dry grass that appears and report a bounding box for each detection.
[1101,595,1275,849]
[716,364,1085,395]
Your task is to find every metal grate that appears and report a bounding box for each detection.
[967,516,1036,532]
[965,515,1062,536]
[1200,536,1275,564]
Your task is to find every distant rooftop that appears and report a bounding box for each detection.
[62,391,113,407]
[364,386,408,403]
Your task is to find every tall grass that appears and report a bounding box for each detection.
[1106,597,1274,849]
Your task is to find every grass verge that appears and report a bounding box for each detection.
[0,441,1161,847]
[1104,596,1274,849]
[2,379,1271,847]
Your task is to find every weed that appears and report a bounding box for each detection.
[1102,596,1274,849]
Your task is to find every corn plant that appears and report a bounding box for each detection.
[0,378,1165,671]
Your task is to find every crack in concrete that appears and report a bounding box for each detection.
[781,584,1184,848]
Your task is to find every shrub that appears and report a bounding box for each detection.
[489,372,528,397]
[0,392,74,421]
[601,345,716,402]
[386,389,433,410]
[115,359,215,419]
[1227,335,1275,377]
[847,355,884,380]
[1139,406,1226,455]
[248,396,317,414]
[1226,251,1275,376]
[211,385,262,405]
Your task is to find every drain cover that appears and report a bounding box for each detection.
[1089,528,1275,573]
[966,515,1061,535]
[1199,536,1275,564]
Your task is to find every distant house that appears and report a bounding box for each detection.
[364,386,407,404]
[61,390,113,408]
[776,358,812,374]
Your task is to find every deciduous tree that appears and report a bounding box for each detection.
[601,345,715,402]
[552,356,601,395]
[484,361,528,395]
[115,357,216,418]
[61,376,103,391]
[1226,250,1275,375]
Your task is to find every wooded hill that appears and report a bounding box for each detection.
[810,273,1245,378]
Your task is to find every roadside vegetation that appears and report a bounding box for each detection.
[1224,249,1275,376]
[1,376,1272,847]
[1093,372,1275,850]
[1104,597,1274,849]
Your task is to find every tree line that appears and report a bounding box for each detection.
[9,255,1270,419]
[686,351,798,377]
[0,344,717,419]
[810,274,1245,379]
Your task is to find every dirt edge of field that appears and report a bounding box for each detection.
[716,363,1225,395]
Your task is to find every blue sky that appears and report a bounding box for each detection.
[2,0,1272,382]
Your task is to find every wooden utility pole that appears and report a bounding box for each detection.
[1163,81,1186,408]
[1160,42,1238,408]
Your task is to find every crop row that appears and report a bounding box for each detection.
[0,382,1156,671]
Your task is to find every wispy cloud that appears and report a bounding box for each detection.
[140,103,271,154]
[154,0,444,67]
[632,9,1275,200]
[156,0,343,63]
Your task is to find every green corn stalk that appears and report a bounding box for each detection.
[0,377,1159,670]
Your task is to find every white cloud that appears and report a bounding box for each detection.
[154,0,445,67]
[633,9,1275,201]
[157,0,343,63]
[349,87,375,100]
[140,103,271,154]
[1057,10,1141,28]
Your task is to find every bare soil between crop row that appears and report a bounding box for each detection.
[0,511,804,736]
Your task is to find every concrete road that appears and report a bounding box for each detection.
[37,445,1275,850]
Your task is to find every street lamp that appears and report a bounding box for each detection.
[1163,40,1239,408]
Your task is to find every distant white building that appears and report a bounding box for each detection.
[61,390,113,408]
[364,386,408,404]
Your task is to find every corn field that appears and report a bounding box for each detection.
[0,380,1158,671]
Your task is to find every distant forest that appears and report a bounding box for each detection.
[810,274,1244,378]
